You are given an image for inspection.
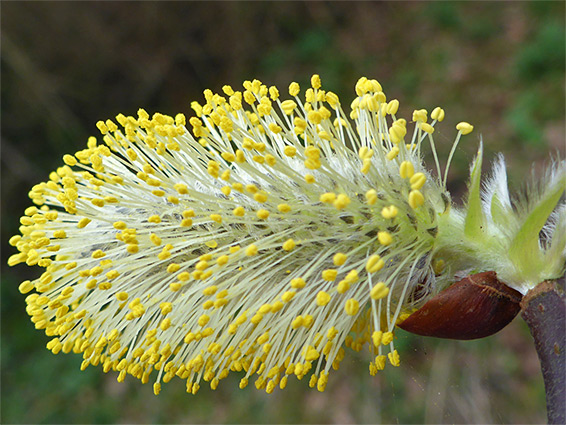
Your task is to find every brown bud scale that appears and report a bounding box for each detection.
[398,271,523,340]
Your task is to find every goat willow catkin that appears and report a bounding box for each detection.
[9,75,565,395]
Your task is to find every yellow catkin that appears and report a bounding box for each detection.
[9,76,485,396]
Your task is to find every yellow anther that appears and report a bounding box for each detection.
[148,215,161,224]
[250,313,263,325]
[382,332,394,345]
[326,91,340,108]
[291,316,304,329]
[412,109,427,123]
[344,298,360,316]
[388,349,400,367]
[18,280,34,294]
[283,146,297,157]
[307,110,322,125]
[281,291,296,302]
[257,303,274,319]
[399,161,415,179]
[78,218,91,228]
[45,211,59,221]
[368,79,382,93]
[182,209,195,218]
[289,82,300,97]
[316,291,331,306]
[304,158,321,170]
[177,271,190,282]
[372,331,383,347]
[256,209,269,220]
[63,154,77,166]
[221,170,231,181]
[146,178,162,187]
[96,120,109,134]
[377,231,393,246]
[243,90,256,105]
[358,146,373,160]
[106,270,120,280]
[245,184,258,194]
[222,85,234,96]
[355,77,368,96]
[420,122,434,134]
[386,99,399,115]
[143,164,155,175]
[373,355,386,371]
[202,285,218,296]
[245,244,258,256]
[219,117,233,133]
[195,260,209,271]
[220,186,231,196]
[268,123,282,134]
[160,302,173,315]
[381,205,398,219]
[169,282,182,292]
[113,221,127,230]
[304,174,316,184]
[233,206,245,217]
[175,113,186,126]
[305,87,317,104]
[160,318,171,331]
[343,269,359,284]
[210,214,222,224]
[366,255,384,273]
[269,301,283,313]
[319,192,336,203]
[365,189,378,205]
[408,190,425,209]
[269,85,279,100]
[198,314,210,327]
[370,282,389,300]
[333,253,347,266]
[174,183,189,194]
[254,192,268,203]
[431,106,445,122]
[191,383,200,394]
[280,100,298,116]
[386,146,400,161]
[410,172,427,190]
[213,255,228,267]
[333,194,350,210]
[456,121,474,135]
[322,269,338,281]
[305,346,320,361]
[221,152,236,162]
[290,277,306,289]
[389,119,407,144]
[282,239,296,251]
[310,74,321,89]
[294,117,307,134]
[53,230,67,239]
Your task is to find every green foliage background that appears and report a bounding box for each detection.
[1,2,564,424]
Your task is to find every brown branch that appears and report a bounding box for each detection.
[521,278,565,424]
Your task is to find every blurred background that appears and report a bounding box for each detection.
[1,2,564,424]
